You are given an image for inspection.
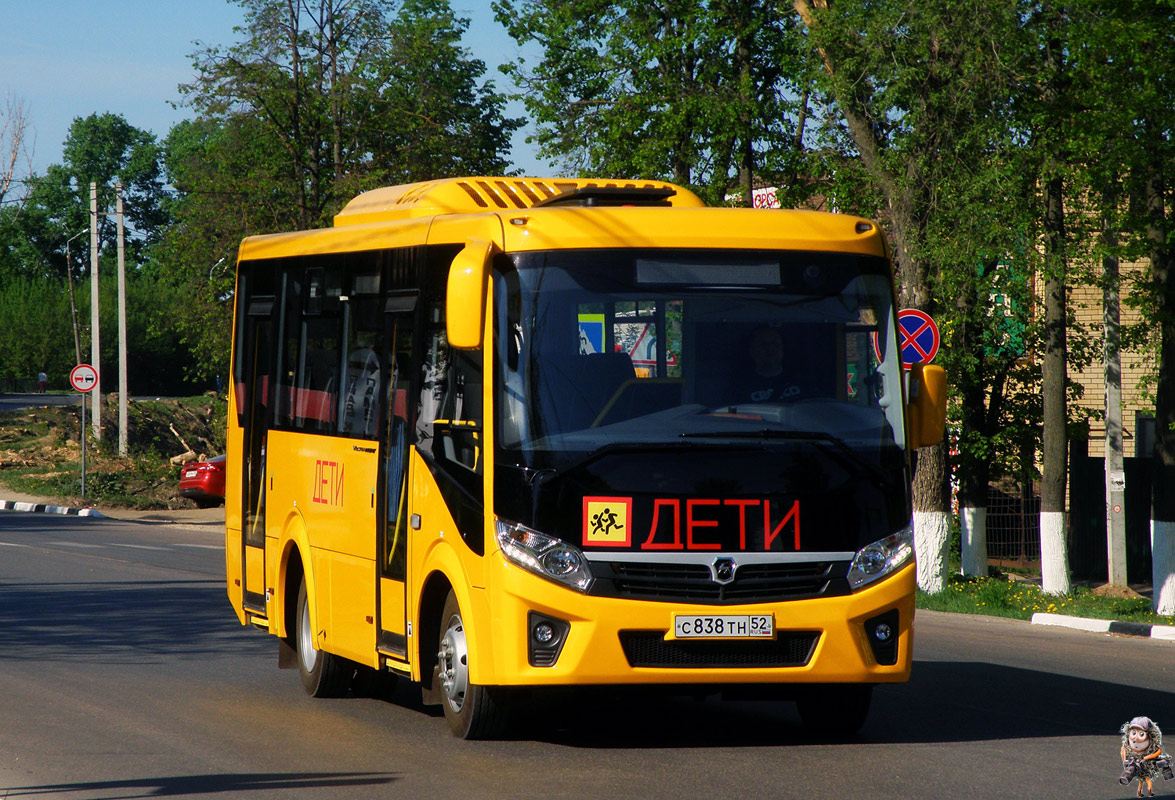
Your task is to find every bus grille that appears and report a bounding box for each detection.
[591,560,851,604]
[618,631,820,669]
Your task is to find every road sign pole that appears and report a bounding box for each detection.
[80,392,86,500]
[70,363,98,500]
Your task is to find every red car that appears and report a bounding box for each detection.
[178,455,226,508]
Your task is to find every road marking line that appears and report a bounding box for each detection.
[47,541,104,548]
[174,544,223,550]
[108,543,169,551]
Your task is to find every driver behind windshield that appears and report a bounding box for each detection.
[730,325,806,403]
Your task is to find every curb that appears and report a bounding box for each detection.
[1031,612,1175,642]
[0,500,104,518]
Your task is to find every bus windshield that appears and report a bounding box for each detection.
[494,248,912,553]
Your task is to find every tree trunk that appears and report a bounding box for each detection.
[793,0,951,590]
[1146,173,1175,614]
[1040,175,1071,595]
[957,263,993,577]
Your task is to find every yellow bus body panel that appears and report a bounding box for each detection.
[224,337,245,625]
[472,561,915,687]
[266,428,380,667]
[238,216,433,261]
[501,207,887,257]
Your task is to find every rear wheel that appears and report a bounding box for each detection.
[436,590,511,739]
[795,685,873,738]
[296,578,352,697]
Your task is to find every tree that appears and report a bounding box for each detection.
[0,113,188,394]
[161,0,522,383]
[1092,0,1175,613]
[794,0,1037,591]
[494,0,812,205]
[179,0,521,230]
[0,92,33,209]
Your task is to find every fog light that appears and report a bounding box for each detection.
[527,612,570,667]
[864,609,899,666]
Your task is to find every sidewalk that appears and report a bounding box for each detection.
[0,488,224,525]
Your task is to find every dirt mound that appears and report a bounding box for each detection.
[0,393,227,509]
[1091,583,1145,600]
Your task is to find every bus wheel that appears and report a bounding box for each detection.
[795,685,872,738]
[296,578,351,698]
[436,591,510,739]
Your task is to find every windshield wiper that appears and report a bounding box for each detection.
[680,429,837,442]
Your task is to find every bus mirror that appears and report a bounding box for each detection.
[447,239,493,349]
[906,363,947,449]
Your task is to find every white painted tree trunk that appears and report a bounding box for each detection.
[1040,511,1071,595]
[960,506,988,577]
[1152,519,1175,615]
[914,510,951,594]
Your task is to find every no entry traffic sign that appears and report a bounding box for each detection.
[70,364,98,393]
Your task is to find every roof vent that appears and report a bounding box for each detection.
[533,186,677,208]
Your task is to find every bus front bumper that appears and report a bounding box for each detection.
[478,556,916,687]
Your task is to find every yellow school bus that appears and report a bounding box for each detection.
[225,177,947,739]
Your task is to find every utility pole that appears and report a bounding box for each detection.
[1104,207,1128,586]
[89,182,102,440]
[116,183,128,456]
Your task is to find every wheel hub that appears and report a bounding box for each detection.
[437,617,469,712]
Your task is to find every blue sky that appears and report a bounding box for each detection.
[0,0,549,179]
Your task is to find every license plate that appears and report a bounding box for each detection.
[673,614,774,639]
[184,470,197,478]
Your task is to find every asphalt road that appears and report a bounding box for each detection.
[1,510,1172,800]
[0,393,86,413]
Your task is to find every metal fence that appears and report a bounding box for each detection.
[985,482,1041,564]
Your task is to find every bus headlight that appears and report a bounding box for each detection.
[495,518,594,593]
[847,526,914,591]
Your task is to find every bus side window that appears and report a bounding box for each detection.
[417,301,482,479]
[339,293,383,438]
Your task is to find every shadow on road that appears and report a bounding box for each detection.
[0,579,269,663]
[495,659,1174,748]
[0,771,398,798]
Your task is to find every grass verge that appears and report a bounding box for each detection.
[917,573,1174,626]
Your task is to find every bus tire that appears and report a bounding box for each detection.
[296,578,352,698]
[436,590,511,739]
[795,684,872,738]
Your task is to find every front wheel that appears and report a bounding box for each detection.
[795,685,873,738]
[296,578,352,697]
[436,591,512,739]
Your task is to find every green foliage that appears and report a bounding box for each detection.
[153,0,522,381]
[493,0,814,205]
[0,278,77,387]
[917,574,1174,625]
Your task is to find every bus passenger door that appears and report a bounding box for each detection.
[240,304,273,616]
[378,306,415,661]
